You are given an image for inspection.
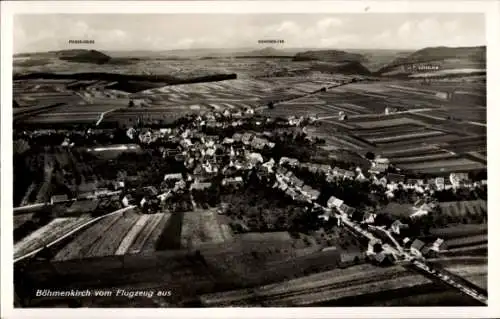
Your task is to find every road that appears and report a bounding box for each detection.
[255,80,355,112]
[317,108,436,121]
[96,108,120,126]
[272,162,488,305]
[13,191,122,215]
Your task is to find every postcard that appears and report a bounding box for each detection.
[1,1,498,318]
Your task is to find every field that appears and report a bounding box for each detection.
[438,200,487,219]
[429,224,487,239]
[14,216,93,259]
[53,212,177,261]
[180,209,233,249]
[200,264,432,306]
[14,56,487,176]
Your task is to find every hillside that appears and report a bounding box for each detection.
[310,61,372,75]
[376,46,486,77]
[234,47,293,58]
[14,49,137,66]
[292,50,365,63]
[54,49,111,64]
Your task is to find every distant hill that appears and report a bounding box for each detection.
[54,49,111,64]
[376,46,486,77]
[346,49,413,72]
[292,50,365,63]
[14,49,141,65]
[311,61,371,75]
[234,47,293,58]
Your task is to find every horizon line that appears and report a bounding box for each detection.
[13,44,487,56]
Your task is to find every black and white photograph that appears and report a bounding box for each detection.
[1,1,499,317]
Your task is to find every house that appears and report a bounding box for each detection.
[290,175,305,188]
[262,158,275,173]
[50,194,68,204]
[126,127,136,139]
[344,170,356,179]
[143,186,159,196]
[232,133,243,142]
[431,238,447,252]
[318,210,333,221]
[222,176,244,187]
[333,167,355,179]
[411,202,432,219]
[363,212,377,224]
[233,111,243,118]
[302,186,320,201]
[157,191,172,202]
[164,173,183,181]
[356,171,367,181]
[449,172,469,187]
[367,238,383,254]
[402,237,411,247]
[140,197,148,208]
[390,220,408,235]
[246,152,264,165]
[113,181,125,190]
[378,177,388,187]
[279,157,300,167]
[277,181,288,191]
[285,188,296,199]
[241,133,253,145]
[339,203,354,215]
[406,179,419,186]
[222,138,234,145]
[191,182,212,190]
[121,194,135,207]
[435,177,445,189]
[369,162,389,174]
[251,137,268,150]
[327,196,344,209]
[410,239,425,255]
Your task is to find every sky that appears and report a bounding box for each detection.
[13,13,485,53]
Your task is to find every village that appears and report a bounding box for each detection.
[18,104,485,270]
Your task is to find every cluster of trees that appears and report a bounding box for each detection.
[220,179,322,233]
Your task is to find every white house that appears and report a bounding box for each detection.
[122,194,134,207]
